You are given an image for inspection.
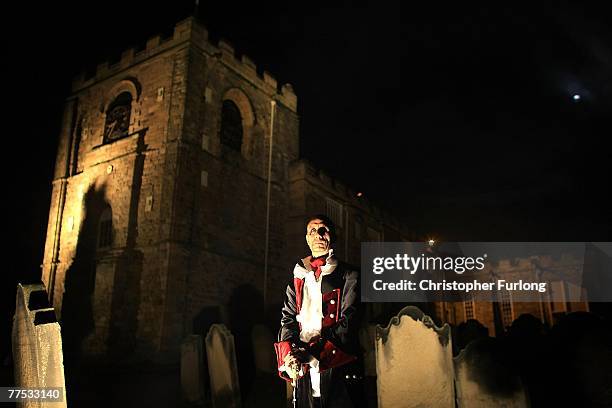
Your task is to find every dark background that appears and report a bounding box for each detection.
[2,0,611,371]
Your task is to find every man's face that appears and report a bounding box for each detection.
[305,218,331,257]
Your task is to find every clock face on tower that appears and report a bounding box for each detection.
[104,92,132,142]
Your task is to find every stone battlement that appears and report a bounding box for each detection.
[71,17,297,111]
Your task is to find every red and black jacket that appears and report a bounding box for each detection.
[274,256,360,381]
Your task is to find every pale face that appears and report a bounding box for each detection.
[305,218,331,257]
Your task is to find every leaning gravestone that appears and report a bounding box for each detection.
[205,324,241,408]
[454,338,529,408]
[181,334,205,403]
[376,306,454,408]
[12,283,67,407]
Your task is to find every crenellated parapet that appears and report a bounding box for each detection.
[71,17,297,111]
[203,33,297,111]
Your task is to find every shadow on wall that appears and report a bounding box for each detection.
[60,186,145,362]
[61,185,108,361]
[61,132,147,366]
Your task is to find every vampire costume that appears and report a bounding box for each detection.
[274,250,363,408]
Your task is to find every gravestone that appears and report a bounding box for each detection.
[181,334,204,403]
[205,324,241,408]
[454,338,529,408]
[376,306,454,408]
[12,283,67,407]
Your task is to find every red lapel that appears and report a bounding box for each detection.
[293,277,304,315]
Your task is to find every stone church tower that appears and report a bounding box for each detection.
[41,17,299,361]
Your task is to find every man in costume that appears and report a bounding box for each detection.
[274,215,362,407]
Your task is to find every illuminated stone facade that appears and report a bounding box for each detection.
[42,17,408,362]
[41,17,298,360]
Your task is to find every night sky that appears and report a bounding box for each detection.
[4,1,612,293]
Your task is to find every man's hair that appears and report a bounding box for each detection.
[306,214,336,244]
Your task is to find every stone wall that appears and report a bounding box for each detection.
[42,17,302,362]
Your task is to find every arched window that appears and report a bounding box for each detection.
[104,92,132,143]
[220,100,243,151]
[97,207,113,249]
